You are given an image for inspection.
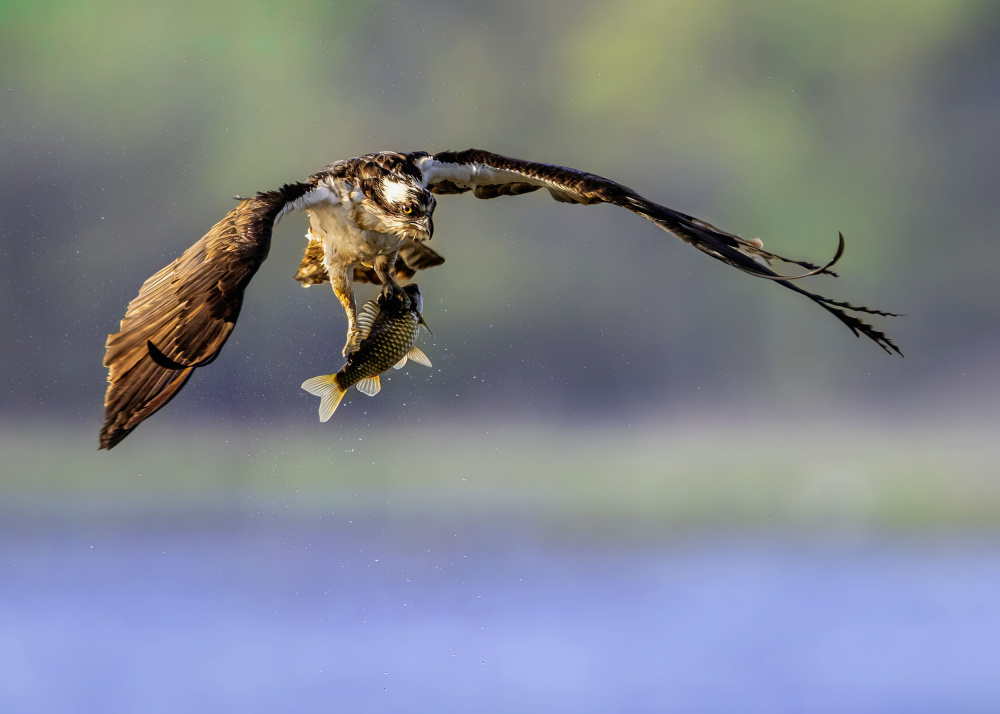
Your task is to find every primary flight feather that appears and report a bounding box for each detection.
[100,149,899,449]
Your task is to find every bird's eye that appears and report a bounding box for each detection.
[402,205,413,215]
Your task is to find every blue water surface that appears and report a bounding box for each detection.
[1,520,998,713]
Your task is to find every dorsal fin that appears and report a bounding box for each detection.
[355,299,381,340]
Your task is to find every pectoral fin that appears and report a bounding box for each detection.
[405,346,432,368]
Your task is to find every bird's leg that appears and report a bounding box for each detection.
[331,267,364,357]
[373,253,410,310]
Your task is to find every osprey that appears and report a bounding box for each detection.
[100,149,899,449]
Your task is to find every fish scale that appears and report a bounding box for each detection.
[301,284,432,421]
[336,310,420,389]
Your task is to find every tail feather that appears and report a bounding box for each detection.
[301,375,347,422]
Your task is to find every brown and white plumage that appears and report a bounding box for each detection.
[100,148,898,449]
[100,183,309,449]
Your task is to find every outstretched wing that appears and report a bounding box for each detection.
[416,149,899,355]
[99,183,312,449]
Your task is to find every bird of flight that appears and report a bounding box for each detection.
[99,149,899,449]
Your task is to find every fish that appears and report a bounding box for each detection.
[301,283,432,421]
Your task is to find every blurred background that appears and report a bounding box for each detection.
[2,0,1000,710]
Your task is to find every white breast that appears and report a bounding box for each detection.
[304,178,402,269]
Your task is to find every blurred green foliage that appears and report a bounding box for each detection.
[2,0,999,491]
[4,417,999,533]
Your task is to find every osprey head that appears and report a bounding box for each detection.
[368,173,436,241]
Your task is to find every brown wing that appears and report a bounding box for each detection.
[294,237,445,286]
[418,149,900,355]
[292,237,329,286]
[100,183,312,449]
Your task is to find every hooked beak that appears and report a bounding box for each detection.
[411,215,433,240]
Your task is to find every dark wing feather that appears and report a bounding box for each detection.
[420,149,900,355]
[292,237,329,286]
[100,183,311,449]
[392,239,446,281]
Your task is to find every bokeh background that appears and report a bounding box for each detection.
[2,0,999,711]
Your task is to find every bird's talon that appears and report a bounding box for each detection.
[379,282,411,310]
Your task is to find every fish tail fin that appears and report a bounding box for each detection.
[301,375,347,422]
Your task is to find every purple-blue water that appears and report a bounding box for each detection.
[2,521,998,713]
